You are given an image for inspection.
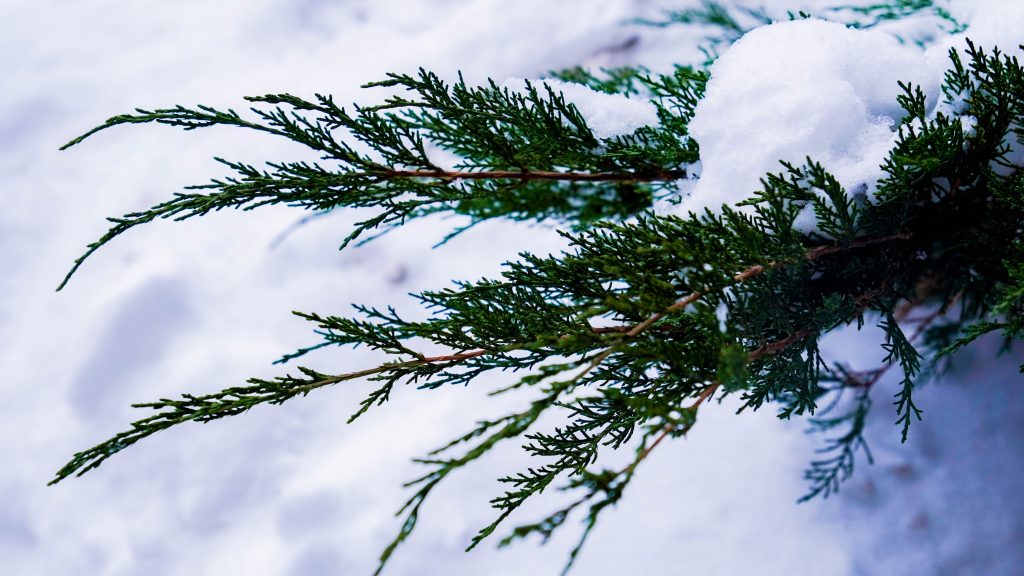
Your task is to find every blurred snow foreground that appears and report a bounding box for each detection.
[1,0,1022,575]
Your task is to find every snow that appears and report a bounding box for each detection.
[675,4,1024,224]
[544,78,660,139]
[676,19,940,222]
[2,1,1024,575]
[503,77,660,140]
[815,326,1024,576]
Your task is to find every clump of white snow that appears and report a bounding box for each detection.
[676,19,941,223]
[503,77,659,139]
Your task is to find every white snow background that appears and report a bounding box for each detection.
[1,0,1022,574]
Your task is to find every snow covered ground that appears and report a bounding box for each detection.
[1,1,1021,574]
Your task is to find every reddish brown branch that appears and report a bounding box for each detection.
[290,349,489,396]
[419,349,489,363]
[628,271,913,469]
[382,168,689,183]
[590,232,911,338]
[803,232,911,261]
[749,329,815,361]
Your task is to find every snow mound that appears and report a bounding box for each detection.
[677,19,940,223]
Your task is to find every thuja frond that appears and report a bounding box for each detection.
[637,0,966,59]
[53,38,1024,574]
[880,314,925,441]
[58,68,705,289]
[497,382,716,576]
[633,1,773,65]
[801,387,873,501]
[633,0,961,64]
[49,349,490,484]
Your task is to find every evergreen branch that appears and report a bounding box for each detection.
[624,381,720,470]
[57,66,706,288]
[832,0,966,35]
[53,224,912,485]
[48,349,487,485]
[374,382,571,575]
[59,105,287,151]
[340,233,918,567]
[881,314,924,442]
[492,381,719,576]
[800,389,873,502]
[572,231,913,376]
[54,165,688,291]
[500,326,825,576]
[477,282,887,561]
[49,38,1024,576]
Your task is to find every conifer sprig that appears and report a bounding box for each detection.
[51,33,1024,576]
[57,67,706,290]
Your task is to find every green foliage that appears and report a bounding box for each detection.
[50,12,1024,576]
[56,67,704,290]
[801,386,872,502]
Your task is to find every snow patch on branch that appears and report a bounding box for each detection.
[503,77,660,139]
[676,19,940,223]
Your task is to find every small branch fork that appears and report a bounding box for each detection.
[568,231,911,382]
[631,282,887,470]
[625,381,720,475]
[284,349,490,397]
[839,290,964,390]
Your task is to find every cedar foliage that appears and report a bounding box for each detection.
[51,3,1024,574]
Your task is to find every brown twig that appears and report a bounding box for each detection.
[286,349,489,397]
[382,168,690,183]
[804,231,913,261]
